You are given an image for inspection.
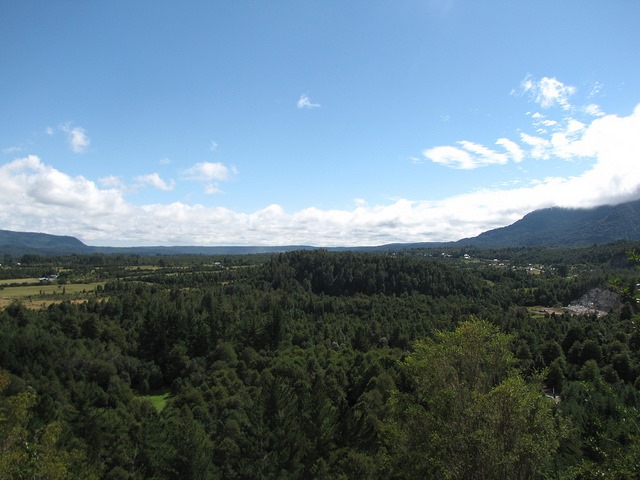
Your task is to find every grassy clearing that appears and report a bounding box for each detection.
[0,281,105,309]
[528,305,567,318]
[0,277,43,285]
[142,392,171,412]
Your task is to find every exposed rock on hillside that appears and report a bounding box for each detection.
[567,288,622,317]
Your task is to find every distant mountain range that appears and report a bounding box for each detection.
[2,199,640,256]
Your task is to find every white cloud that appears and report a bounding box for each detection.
[1,104,639,247]
[182,161,234,194]
[424,141,509,169]
[135,173,175,191]
[589,81,604,98]
[45,126,54,136]
[99,175,125,189]
[584,103,605,117]
[61,123,90,153]
[520,133,551,160]
[520,75,576,110]
[424,99,594,169]
[521,76,534,93]
[565,118,585,135]
[0,156,128,227]
[424,145,475,169]
[297,93,320,109]
[210,140,218,151]
[458,141,509,165]
[495,138,524,163]
[183,161,230,181]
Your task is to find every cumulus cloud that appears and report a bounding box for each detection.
[297,93,320,109]
[0,156,129,235]
[61,123,90,153]
[520,75,576,110]
[182,161,234,194]
[1,104,639,247]
[135,173,175,191]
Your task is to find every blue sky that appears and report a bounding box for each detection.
[1,1,639,246]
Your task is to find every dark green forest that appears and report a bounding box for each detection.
[2,246,640,479]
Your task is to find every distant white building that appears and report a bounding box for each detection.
[38,274,59,283]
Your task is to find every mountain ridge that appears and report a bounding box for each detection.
[457,199,640,247]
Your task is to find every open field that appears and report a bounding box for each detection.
[0,277,43,285]
[122,265,164,271]
[0,281,105,309]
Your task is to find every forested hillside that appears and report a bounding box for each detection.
[462,199,640,247]
[1,248,640,478]
[0,229,89,256]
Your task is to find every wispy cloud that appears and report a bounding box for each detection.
[424,140,510,170]
[204,184,222,195]
[520,75,576,110]
[584,103,605,117]
[297,93,320,109]
[61,123,90,153]
[135,173,175,191]
[2,145,22,155]
[495,138,524,163]
[589,81,604,98]
[424,145,476,169]
[520,133,551,160]
[427,78,603,169]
